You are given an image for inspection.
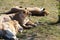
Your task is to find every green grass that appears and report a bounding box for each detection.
[0,0,59,40]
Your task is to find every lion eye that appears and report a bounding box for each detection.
[23,11,25,13]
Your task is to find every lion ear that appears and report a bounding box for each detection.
[43,8,45,11]
[40,8,45,11]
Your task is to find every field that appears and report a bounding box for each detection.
[0,0,60,40]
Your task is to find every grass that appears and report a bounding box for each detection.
[0,0,60,40]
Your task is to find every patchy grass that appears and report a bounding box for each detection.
[17,24,60,40]
[0,0,60,40]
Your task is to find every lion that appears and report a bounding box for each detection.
[1,6,49,16]
[11,9,37,29]
[24,7,49,16]
[0,20,23,40]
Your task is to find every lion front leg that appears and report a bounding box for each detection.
[26,20,37,27]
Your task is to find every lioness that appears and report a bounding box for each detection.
[11,9,36,29]
[1,6,49,16]
[0,20,23,40]
[24,7,49,16]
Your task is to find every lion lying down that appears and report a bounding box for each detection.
[0,20,23,40]
[1,6,49,16]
